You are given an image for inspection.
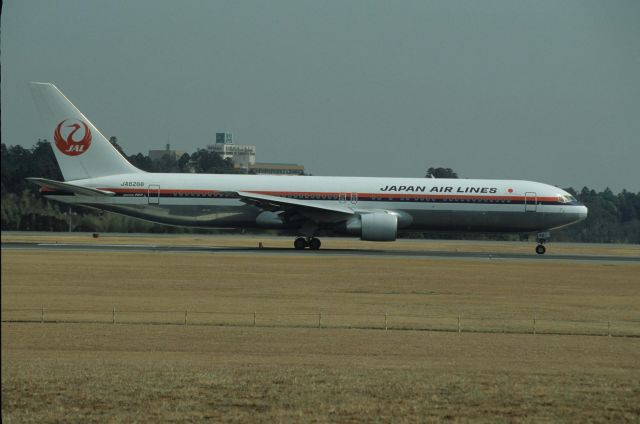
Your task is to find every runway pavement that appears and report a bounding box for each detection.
[2,241,639,263]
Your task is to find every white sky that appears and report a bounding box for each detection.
[2,0,639,191]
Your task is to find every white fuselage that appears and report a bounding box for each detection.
[42,173,588,234]
[27,82,589,248]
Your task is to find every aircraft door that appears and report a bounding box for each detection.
[524,192,537,212]
[148,184,160,205]
[350,192,358,205]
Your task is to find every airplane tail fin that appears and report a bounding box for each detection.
[29,82,142,181]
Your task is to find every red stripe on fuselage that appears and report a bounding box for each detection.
[247,190,557,202]
[96,188,557,202]
[105,188,220,195]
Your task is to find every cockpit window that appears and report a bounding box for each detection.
[558,194,577,204]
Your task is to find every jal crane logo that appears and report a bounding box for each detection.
[54,119,92,156]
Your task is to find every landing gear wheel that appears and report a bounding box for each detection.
[535,232,550,255]
[294,237,308,250]
[308,238,321,250]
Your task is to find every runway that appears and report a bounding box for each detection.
[2,241,638,263]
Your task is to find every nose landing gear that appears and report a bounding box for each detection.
[294,237,322,250]
[535,232,550,255]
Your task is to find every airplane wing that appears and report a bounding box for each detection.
[235,191,355,220]
[26,178,115,196]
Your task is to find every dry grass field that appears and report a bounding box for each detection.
[3,231,640,257]
[3,325,639,423]
[2,240,640,422]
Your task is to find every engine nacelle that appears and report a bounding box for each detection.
[343,212,398,241]
[256,211,285,228]
[362,212,398,241]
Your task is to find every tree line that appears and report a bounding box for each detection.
[1,142,639,243]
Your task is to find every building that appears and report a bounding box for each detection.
[215,132,233,145]
[149,144,186,161]
[249,162,305,176]
[207,132,256,171]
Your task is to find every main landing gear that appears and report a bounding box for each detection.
[535,232,550,255]
[294,237,322,250]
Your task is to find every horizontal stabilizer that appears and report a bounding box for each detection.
[26,178,115,196]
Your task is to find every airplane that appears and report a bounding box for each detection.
[27,82,587,254]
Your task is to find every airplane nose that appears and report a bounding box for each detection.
[578,206,588,221]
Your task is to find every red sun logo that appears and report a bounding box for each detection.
[54,119,92,156]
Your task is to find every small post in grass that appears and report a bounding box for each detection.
[457,314,461,333]
[184,310,188,326]
[112,307,116,324]
[41,306,44,323]
[608,319,611,337]
[318,312,322,328]
[253,311,256,327]
[533,313,536,335]
[385,312,388,331]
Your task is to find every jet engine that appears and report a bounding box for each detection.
[342,212,398,241]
